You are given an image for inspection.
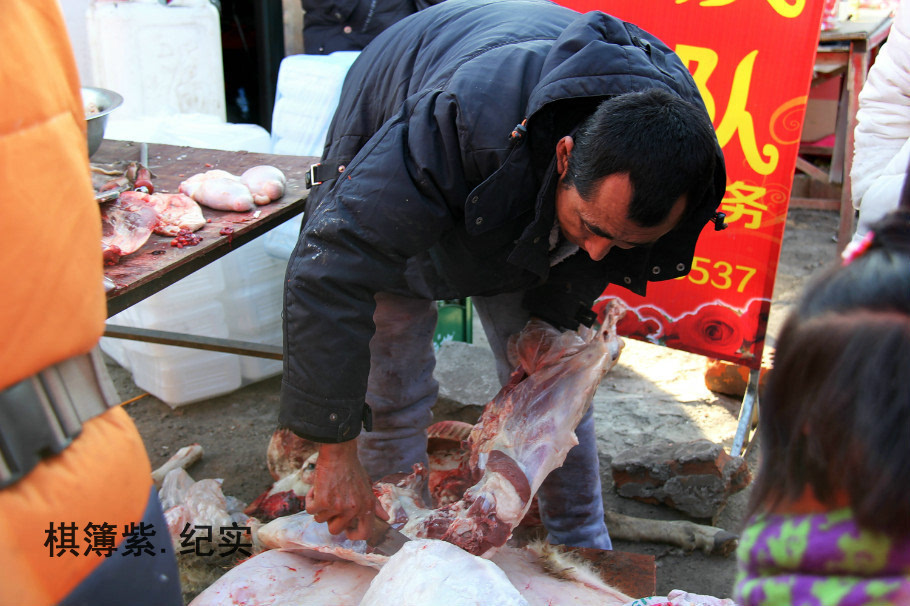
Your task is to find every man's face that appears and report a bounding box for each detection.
[554,136,686,262]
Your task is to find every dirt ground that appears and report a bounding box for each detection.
[109,207,841,603]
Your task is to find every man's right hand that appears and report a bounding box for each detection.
[304,441,389,542]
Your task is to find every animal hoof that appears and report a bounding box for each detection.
[712,530,739,556]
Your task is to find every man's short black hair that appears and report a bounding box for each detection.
[563,88,718,227]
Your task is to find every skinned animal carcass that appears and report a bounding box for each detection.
[192,515,732,605]
[393,303,625,555]
[191,304,631,606]
[245,299,736,555]
[189,532,633,606]
[248,303,625,554]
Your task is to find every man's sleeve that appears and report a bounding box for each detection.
[280,91,466,442]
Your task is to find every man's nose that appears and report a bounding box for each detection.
[586,238,613,261]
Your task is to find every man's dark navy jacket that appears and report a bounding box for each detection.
[282,0,727,443]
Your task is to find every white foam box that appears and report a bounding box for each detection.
[235,323,284,383]
[222,277,284,384]
[118,298,229,357]
[122,298,243,407]
[219,237,287,288]
[100,307,139,371]
[270,51,360,157]
[103,263,240,407]
[86,0,226,121]
[134,260,226,313]
[221,280,284,338]
[263,214,303,262]
[129,346,242,408]
[219,238,286,336]
[105,114,271,154]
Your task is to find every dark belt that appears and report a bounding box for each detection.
[0,349,118,488]
[304,158,350,188]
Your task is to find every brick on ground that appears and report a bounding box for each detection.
[610,439,751,520]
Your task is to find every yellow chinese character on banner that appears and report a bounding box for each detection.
[721,181,768,229]
[676,45,779,176]
[674,0,805,18]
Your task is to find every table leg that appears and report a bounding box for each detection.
[837,41,871,252]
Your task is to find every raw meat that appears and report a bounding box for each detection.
[100,190,206,264]
[178,165,287,211]
[188,548,377,606]
[248,304,625,556]
[490,542,633,606]
[241,165,287,205]
[145,192,206,236]
[258,511,388,569]
[267,427,318,480]
[100,197,158,263]
[426,420,476,506]
[244,451,315,520]
[179,170,255,212]
[158,468,260,551]
[190,532,632,605]
[243,428,318,521]
[403,303,626,556]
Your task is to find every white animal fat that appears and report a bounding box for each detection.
[359,539,528,606]
[86,1,226,121]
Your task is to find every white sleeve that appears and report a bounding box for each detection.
[851,0,910,210]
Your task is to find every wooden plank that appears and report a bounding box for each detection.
[798,144,834,156]
[789,197,840,211]
[97,140,318,317]
[818,11,891,43]
[794,156,831,183]
[838,40,869,252]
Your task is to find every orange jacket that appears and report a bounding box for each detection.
[0,0,106,388]
[0,2,156,604]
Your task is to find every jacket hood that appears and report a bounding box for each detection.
[527,12,691,120]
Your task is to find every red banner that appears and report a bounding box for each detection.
[559,0,826,369]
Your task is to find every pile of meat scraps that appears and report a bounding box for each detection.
[99,164,286,265]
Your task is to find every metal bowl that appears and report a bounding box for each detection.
[81,87,123,157]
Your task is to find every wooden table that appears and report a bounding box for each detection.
[98,139,317,357]
[792,10,893,251]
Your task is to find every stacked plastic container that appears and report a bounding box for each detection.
[86,0,226,122]
[102,262,240,405]
[102,238,288,406]
[218,239,287,384]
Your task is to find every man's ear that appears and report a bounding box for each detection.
[556,136,574,177]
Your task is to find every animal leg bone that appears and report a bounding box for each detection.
[603,510,738,555]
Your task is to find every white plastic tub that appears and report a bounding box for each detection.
[87,0,226,121]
